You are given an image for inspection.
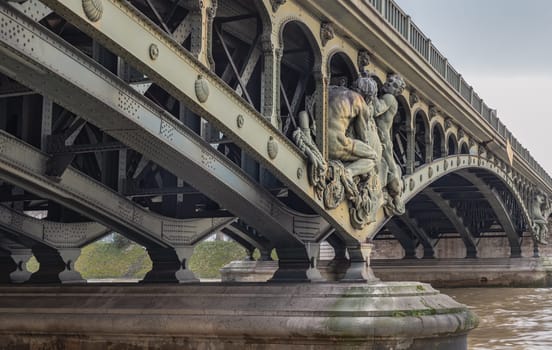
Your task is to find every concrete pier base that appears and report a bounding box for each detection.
[0,283,477,349]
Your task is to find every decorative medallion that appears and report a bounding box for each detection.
[409,90,419,107]
[267,136,278,159]
[195,75,210,103]
[443,159,448,170]
[149,44,159,60]
[320,22,335,47]
[428,166,433,178]
[270,0,286,12]
[409,178,415,191]
[82,0,103,22]
[358,50,371,70]
[297,167,303,179]
[236,114,244,128]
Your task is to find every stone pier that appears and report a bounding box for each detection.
[0,283,477,350]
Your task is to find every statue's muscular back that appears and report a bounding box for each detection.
[328,86,381,162]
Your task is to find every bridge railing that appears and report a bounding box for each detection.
[364,0,552,188]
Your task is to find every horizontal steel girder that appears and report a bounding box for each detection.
[0,131,233,248]
[36,0,363,244]
[0,4,331,247]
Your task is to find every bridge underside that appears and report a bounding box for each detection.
[0,0,546,288]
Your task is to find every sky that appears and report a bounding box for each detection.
[394,0,552,174]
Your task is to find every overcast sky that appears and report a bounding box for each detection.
[394,0,552,174]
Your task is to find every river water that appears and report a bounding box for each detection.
[442,288,552,350]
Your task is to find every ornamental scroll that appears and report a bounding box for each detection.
[293,73,406,229]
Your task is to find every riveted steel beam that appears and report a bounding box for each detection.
[0,204,110,249]
[37,0,363,244]
[0,4,331,249]
[0,131,233,248]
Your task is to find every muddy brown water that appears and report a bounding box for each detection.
[442,288,552,349]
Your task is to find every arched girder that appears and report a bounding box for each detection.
[222,221,271,256]
[368,155,533,244]
[423,188,478,258]
[457,171,522,258]
[384,219,417,258]
[0,131,236,249]
[0,4,362,251]
[396,212,436,259]
[0,204,110,249]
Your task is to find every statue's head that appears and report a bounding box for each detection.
[536,192,547,204]
[352,76,378,103]
[383,74,406,96]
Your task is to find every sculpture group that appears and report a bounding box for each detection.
[294,73,406,229]
[531,192,552,245]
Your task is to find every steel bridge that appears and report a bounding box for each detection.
[0,0,550,287]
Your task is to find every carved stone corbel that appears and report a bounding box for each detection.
[409,90,419,107]
[428,105,438,119]
[320,22,335,47]
[358,49,371,70]
[444,117,453,130]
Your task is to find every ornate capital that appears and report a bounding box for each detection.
[270,0,286,12]
[320,22,335,47]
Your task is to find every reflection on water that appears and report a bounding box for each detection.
[442,288,552,350]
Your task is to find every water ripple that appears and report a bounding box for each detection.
[443,288,552,350]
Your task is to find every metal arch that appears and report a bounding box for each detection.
[396,213,436,258]
[222,222,271,255]
[0,204,110,249]
[383,219,417,258]
[0,6,335,250]
[457,171,523,258]
[423,188,478,258]
[0,131,235,248]
[365,155,533,243]
[35,0,365,244]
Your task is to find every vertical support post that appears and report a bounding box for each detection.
[270,245,323,282]
[260,36,282,127]
[8,248,33,283]
[142,246,198,283]
[29,247,84,283]
[41,96,53,152]
[341,243,378,282]
[406,127,415,175]
[305,242,324,281]
[187,0,216,69]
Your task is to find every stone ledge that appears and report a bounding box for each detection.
[0,283,477,349]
